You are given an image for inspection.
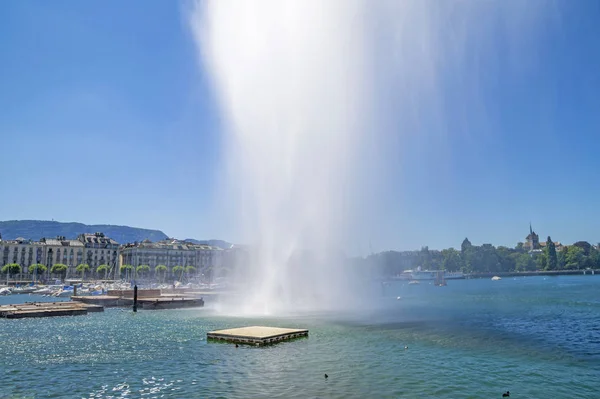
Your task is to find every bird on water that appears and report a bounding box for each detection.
[502,391,510,397]
[324,374,328,379]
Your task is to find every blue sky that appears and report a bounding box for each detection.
[1,1,599,253]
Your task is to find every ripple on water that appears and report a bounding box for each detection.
[0,277,599,398]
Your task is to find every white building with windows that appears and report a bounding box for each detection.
[0,232,119,279]
[119,239,223,280]
[77,232,119,271]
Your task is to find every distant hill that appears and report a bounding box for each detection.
[183,239,233,249]
[0,220,168,244]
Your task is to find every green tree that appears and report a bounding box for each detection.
[515,242,525,252]
[29,264,47,276]
[441,248,462,271]
[546,237,558,270]
[430,250,443,270]
[470,244,500,273]
[155,265,168,282]
[120,265,133,279]
[460,239,475,273]
[590,246,600,269]
[2,263,21,278]
[50,263,68,281]
[535,251,548,270]
[496,246,516,272]
[136,265,150,279]
[185,266,197,277]
[572,241,592,256]
[172,265,184,281]
[97,264,109,280]
[564,246,585,270]
[557,248,567,269]
[419,246,431,269]
[76,263,90,280]
[514,253,535,271]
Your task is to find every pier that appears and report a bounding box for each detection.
[139,297,204,310]
[72,295,129,307]
[207,326,309,346]
[72,291,205,310]
[0,301,103,319]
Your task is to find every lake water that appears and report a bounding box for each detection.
[0,276,598,398]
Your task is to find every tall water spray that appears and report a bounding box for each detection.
[189,1,552,315]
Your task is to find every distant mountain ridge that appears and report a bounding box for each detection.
[0,220,168,244]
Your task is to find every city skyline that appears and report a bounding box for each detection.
[1,1,599,254]
[0,219,594,254]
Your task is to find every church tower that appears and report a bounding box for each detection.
[526,223,540,250]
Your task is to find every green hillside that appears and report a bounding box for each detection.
[0,220,168,245]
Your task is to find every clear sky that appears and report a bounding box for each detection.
[1,1,599,253]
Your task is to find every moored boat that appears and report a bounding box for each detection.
[399,269,465,280]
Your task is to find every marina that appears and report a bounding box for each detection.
[207,326,309,345]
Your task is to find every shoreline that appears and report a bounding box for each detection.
[465,269,599,279]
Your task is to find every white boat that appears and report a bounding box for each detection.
[33,285,62,295]
[11,286,39,294]
[0,287,12,296]
[54,290,74,297]
[491,276,502,281]
[400,269,465,280]
[53,286,75,297]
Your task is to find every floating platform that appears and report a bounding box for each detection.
[139,297,204,310]
[73,295,205,309]
[207,326,309,346]
[0,301,104,319]
[72,295,130,307]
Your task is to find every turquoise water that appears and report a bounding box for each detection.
[0,276,599,398]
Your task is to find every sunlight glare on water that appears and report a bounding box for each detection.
[0,277,598,398]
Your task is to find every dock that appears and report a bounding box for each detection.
[0,301,104,319]
[72,295,204,310]
[72,295,130,307]
[207,326,308,346]
[139,297,204,310]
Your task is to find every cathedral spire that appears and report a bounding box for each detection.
[530,222,533,235]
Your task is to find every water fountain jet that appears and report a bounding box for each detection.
[189,0,554,316]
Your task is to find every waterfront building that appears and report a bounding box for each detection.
[119,239,223,280]
[0,237,47,272]
[41,236,85,273]
[0,232,119,278]
[77,232,119,271]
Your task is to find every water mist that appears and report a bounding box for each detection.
[189,1,553,315]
